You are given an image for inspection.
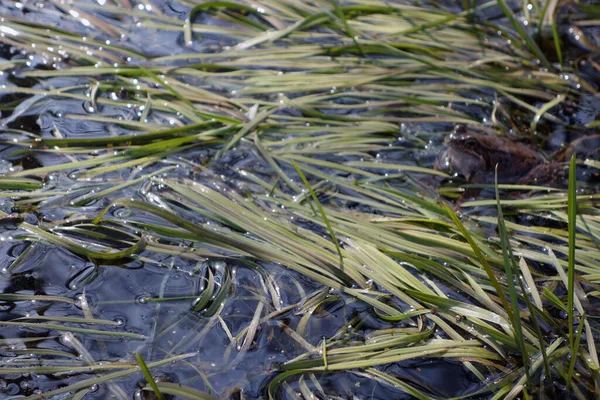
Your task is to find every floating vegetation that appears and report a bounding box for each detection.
[0,0,599,398]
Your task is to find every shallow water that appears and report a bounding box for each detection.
[0,0,599,399]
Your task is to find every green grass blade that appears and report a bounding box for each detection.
[495,167,530,385]
[494,0,549,68]
[23,353,196,400]
[567,313,586,389]
[291,161,344,269]
[135,353,164,400]
[567,154,577,349]
[551,16,563,65]
[443,204,512,318]
[22,223,147,262]
[144,382,218,400]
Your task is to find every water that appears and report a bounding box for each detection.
[0,0,599,399]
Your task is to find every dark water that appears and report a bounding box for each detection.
[0,0,599,399]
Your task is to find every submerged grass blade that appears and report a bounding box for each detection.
[22,223,147,262]
[23,353,196,400]
[0,177,43,190]
[0,320,145,339]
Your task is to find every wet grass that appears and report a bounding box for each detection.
[0,0,599,398]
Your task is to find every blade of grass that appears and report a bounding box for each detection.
[567,313,586,389]
[22,223,147,262]
[143,382,218,400]
[567,154,578,373]
[24,353,196,400]
[495,167,530,385]
[0,320,145,339]
[567,154,577,349]
[135,353,164,400]
[494,0,549,67]
[291,161,344,269]
[443,204,512,319]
